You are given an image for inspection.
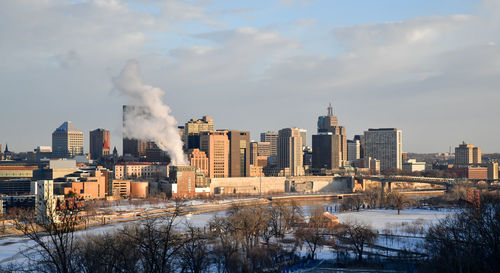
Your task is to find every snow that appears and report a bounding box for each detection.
[334,208,454,230]
[0,205,455,268]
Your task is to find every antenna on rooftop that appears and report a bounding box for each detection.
[327,102,333,116]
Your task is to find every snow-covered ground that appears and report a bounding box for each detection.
[334,208,455,230]
[0,206,456,267]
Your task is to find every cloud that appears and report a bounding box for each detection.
[0,0,499,153]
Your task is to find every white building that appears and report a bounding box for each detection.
[402,159,426,172]
[347,139,360,162]
[36,180,57,224]
[114,162,169,179]
[363,128,402,171]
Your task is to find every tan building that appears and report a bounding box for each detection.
[487,161,498,180]
[109,180,148,198]
[167,166,210,198]
[112,179,131,196]
[278,128,304,176]
[250,141,271,165]
[52,121,84,158]
[114,162,168,179]
[455,142,482,166]
[188,149,209,176]
[260,131,278,156]
[183,116,214,150]
[200,131,229,178]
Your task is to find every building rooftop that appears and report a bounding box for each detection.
[54,121,81,133]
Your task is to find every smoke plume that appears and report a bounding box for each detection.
[113,60,188,165]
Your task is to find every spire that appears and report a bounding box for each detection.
[4,143,8,153]
[327,102,333,116]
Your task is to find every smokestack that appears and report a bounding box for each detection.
[113,60,188,165]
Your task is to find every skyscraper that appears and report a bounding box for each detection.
[89,129,110,160]
[52,121,84,158]
[200,131,229,178]
[312,103,347,171]
[227,130,250,177]
[122,105,154,158]
[260,131,278,156]
[347,139,360,162]
[298,129,307,148]
[184,116,214,150]
[363,128,403,171]
[278,128,304,176]
[455,142,482,166]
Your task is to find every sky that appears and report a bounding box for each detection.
[1,0,499,154]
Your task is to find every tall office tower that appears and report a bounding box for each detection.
[363,128,403,171]
[226,130,250,177]
[347,139,360,162]
[312,103,347,170]
[183,116,214,150]
[52,121,84,158]
[487,161,498,180]
[354,135,364,158]
[188,149,209,177]
[298,129,307,148]
[278,128,304,176]
[122,105,154,157]
[260,131,278,156]
[455,142,482,166]
[250,142,258,165]
[473,147,481,164]
[250,141,271,165]
[200,131,229,178]
[89,129,110,160]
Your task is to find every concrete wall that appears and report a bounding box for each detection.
[210,177,286,195]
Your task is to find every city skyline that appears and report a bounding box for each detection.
[1,0,499,153]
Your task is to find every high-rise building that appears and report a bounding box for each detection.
[122,105,154,158]
[298,129,307,148]
[455,142,482,166]
[363,128,403,171]
[487,161,498,180]
[250,142,258,166]
[89,129,110,160]
[260,131,278,156]
[184,116,214,150]
[312,104,347,171]
[226,130,250,177]
[347,139,360,162]
[278,128,304,176]
[188,149,209,177]
[52,121,84,158]
[200,131,229,178]
[250,141,271,166]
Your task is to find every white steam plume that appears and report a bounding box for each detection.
[113,60,188,165]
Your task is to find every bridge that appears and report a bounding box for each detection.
[354,175,462,192]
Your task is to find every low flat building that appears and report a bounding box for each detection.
[114,162,168,179]
[402,159,426,173]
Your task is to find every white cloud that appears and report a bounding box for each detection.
[0,0,499,153]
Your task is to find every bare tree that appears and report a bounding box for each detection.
[342,195,365,211]
[386,192,408,214]
[178,225,211,273]
[13,205,79,273]
[121,199,185,273]
[424,201,500,273]
[294,207,329,260]
[338,221,377,262]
